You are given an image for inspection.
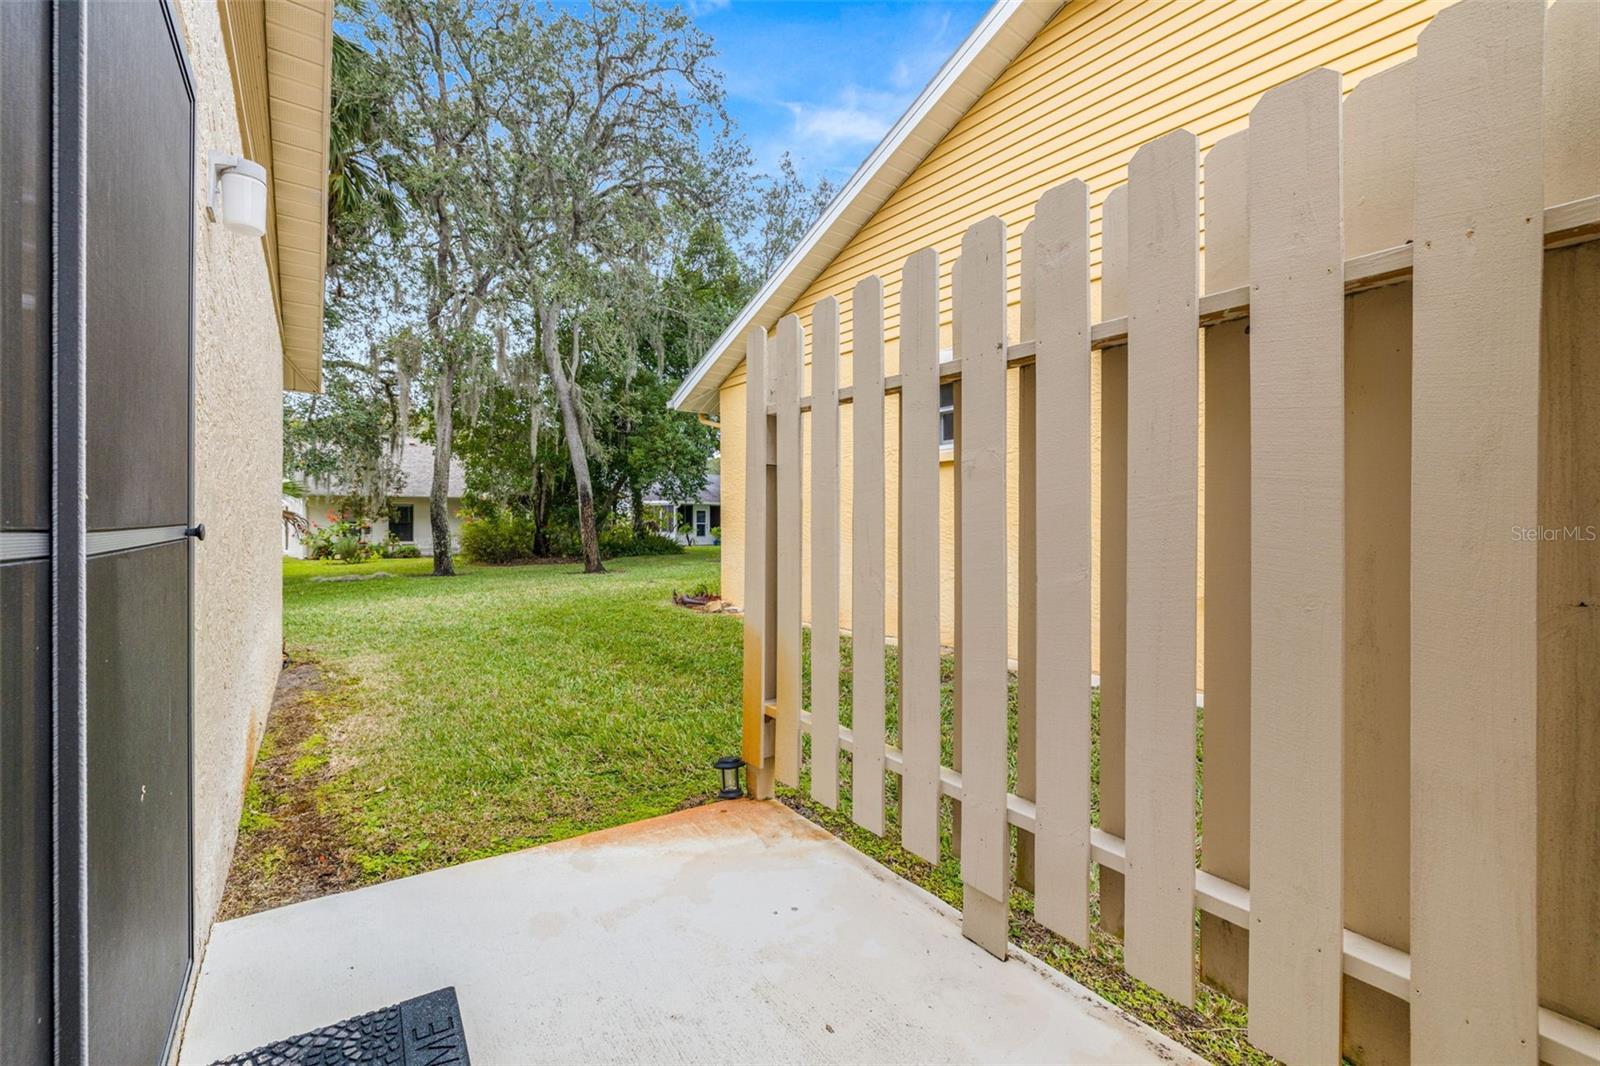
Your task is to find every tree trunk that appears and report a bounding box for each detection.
[430,360,457,576]
[532,469,551,557]
[541,300,603,573]
[631,481,646,536]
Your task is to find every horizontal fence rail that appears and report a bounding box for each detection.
[741,2,1600,1061]
[764,195,1600,417]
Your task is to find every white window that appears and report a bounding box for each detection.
[939,382,955,448]
[695,508,708,539]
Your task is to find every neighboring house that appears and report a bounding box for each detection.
[282,492,310,556]
[294,439,467,557]
[671,0,1450,672]
[644,474,722,546]
[0,2,332,1062]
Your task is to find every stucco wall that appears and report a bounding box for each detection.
[174,0,285,964]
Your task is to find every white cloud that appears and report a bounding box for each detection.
[786,86,904,149]
[686,0,730,15]
[713,2,989,188]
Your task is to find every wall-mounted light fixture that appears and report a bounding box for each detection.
[207,152,268,238]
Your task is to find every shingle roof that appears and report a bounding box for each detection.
[305,438,465,499]
[394,439,466,498]
[643,472,720,506]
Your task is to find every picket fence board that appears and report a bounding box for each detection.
[1123,129,1199,1007]
[955,216,1011,960]
[1198,128,1252,1003]
[898,249,943,863]
[851,277,888,836]
[1022,180,1094,948]
[1246,68,1346,1063]
[1538,0,1600,1034]
[1410,2,1543,1059]
[1543,0,1600,207]
[742,327,775,799]
[809,299,842,808]
[1344,60,1415,259]
[774,316,804,788]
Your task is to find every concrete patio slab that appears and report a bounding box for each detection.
[180,800,1200,1065]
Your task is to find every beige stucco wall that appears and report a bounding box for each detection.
[174,0,286,965]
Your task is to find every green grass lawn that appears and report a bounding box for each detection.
[230,546,1265,1065]
[247,549,739,885]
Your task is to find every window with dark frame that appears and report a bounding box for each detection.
[390,504,415,542]
[939,382,955,447]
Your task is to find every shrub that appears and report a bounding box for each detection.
[599,527,683,559]
[302,525,336,560]
[377,535,422,559]
[542,525,583,559]
[330,531,375,563]
[460,512,539,564]
[461,516,683,564]
[304,518,374,562]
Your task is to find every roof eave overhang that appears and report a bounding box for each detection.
[268,0,334,394]
[669,0,1062,415]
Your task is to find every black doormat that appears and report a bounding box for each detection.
[211,986,469,1066]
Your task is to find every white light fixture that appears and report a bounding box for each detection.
[207,152,268,238]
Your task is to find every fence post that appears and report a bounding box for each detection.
[1097,186,1130,940]
[742,327,775,799]
[1123,129,1198,1006]
[1340,57,1415,1063]
[956,216,1011,960]
[1197,128,1251,1004]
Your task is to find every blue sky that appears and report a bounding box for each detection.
[688,1,990,188]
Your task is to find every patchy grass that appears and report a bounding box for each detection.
[220,660,367,918]
[225,549,740,913]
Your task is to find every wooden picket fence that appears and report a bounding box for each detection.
[740,2,1599,1062]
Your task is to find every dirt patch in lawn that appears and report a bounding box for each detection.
[217,658,365,920]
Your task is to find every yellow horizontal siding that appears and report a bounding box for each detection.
[790,0,1441,369]
[720,0,1447,669]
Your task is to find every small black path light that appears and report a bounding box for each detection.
[714,755,745,800]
